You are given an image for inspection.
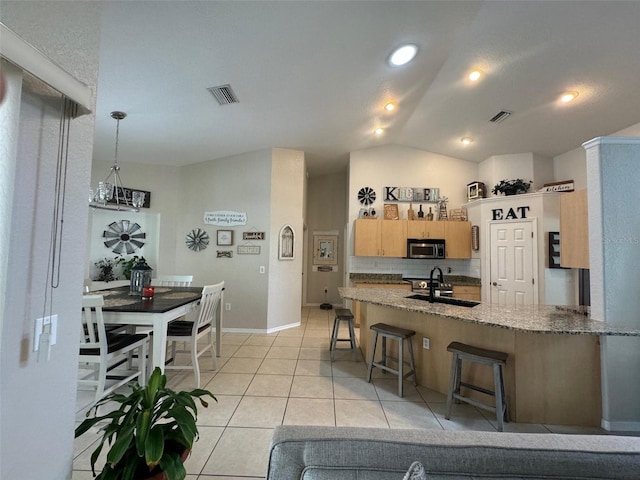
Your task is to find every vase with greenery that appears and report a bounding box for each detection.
[492,179,532,196]
[117,255,145,280]
[75,367,216,480]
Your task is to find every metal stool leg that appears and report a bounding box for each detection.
[406,337,417,386]
[398,337,404,397]
[330,317,339,360]
[366,331,378,383]
[494,363,506,431]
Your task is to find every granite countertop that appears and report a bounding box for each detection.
[339,287,640,336]
[349,273,481,286]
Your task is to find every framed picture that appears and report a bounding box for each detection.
[467,182,485,201]
[313,234,338,265]
[383,203,399,220]
[216,229,233,246]
[279,225,295,260]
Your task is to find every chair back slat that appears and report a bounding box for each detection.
[194,282,224,331]
[81,295,106,349]
[153,275,194,287]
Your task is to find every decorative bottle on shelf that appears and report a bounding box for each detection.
[407,203,415,220]
[426,207,434,221]
[417,205,424,219]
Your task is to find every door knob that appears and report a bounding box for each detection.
[492,282,498,286]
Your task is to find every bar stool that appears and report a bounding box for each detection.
[329,308,358,361]
[445,341,509,431]
[366,323,416,397]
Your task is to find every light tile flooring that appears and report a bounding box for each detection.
[73,307,626,479]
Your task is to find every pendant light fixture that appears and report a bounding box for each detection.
[89,111,144,212]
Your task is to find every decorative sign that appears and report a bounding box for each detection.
[204,210,247,226]
[537,180,575,193]
[492,206,531,221]
[216,250,233,258]
[384,186,439,203]
[108,187,151,208]
[243,231,265,240]
[238,245,261,255]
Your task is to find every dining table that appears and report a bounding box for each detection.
[91,285,223,372]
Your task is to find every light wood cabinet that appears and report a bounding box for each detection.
[354,220,407,257]
[452,285,481,301]
[444,221,471,259]
[407,220,445,239]
[560,189,589,268]
[354,219,380,256]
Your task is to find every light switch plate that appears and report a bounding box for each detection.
[33,314,58,351]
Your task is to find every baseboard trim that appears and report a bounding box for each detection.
[601,419,640,432]
[219,321,301,335]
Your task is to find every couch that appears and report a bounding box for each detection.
[267,425,640,479]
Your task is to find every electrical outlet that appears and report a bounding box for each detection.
[422,337,430,350]
[225,303,231,311]
[259,266,265,274]
[33,314,58,351]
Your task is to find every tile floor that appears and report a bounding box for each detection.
[73,306,628,479]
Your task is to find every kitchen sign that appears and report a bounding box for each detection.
[204,210,247,226]
[384,186,440,202]
[492,205,531,221]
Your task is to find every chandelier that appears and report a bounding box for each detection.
[89,111,144,212]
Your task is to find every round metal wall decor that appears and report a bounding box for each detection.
[103,220,146,254]
[357,187,376,206]
[186,228,209,251]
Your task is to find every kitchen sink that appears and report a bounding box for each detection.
[407,294,479,308]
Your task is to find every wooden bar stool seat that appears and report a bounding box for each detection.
[366,323,416,397]
[445,341,509,431]
[329,308,358,361]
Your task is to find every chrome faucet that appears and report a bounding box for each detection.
[429,266,444,302]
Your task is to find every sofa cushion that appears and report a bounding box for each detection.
[267,426,640,480]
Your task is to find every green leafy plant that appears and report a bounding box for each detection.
[94,258,120,282]
[492,178,532,196]
[75,367,216,480]
[116,255,145,280]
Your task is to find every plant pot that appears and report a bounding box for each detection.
[143,449,190,480]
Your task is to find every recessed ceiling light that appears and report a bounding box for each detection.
[460,137,474,145]
[384,103,395,111]
[468,70,482,82]
[389,44,418,66]
[560,91,579,103]
[374,128,384,135]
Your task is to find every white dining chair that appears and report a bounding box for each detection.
[78,295,149,404]
[152,275,194,287]
[162,282,224,387]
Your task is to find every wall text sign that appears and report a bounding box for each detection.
[242,232,265,240]
[204,210,247,226]
[384,186,439,202]
[492,206,530,221]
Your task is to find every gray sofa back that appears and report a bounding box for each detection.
[267,426,640,479]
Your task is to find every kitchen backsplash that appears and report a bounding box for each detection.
[349,256,480,278]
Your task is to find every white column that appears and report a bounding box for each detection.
[584,136,640,431]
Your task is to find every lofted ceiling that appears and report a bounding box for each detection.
[38,1,640,176]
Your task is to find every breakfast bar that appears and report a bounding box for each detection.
[340,287,640,427]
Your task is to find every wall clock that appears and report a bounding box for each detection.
[185,228,209,251]
[358,187,376,206]
[103,220,146,254]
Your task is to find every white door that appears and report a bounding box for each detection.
[489,221,537,305]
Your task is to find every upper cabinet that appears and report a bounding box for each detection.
[354,219,471,259]
[444,221,471,259]
[354,219,407,257]
[560,189,589,268]
[407,220,445,239]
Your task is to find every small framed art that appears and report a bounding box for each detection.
[216,230,233,246]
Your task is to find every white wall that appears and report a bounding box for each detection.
[267,148,305,331]
[479,152,554,195]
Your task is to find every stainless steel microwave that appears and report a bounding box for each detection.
[407,238,445,259]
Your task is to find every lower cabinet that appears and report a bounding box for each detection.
[452,285,481,301]
[352,283,411,326]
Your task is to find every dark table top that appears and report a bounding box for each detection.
[89,286,202,313]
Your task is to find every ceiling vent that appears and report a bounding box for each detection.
[489,110,512,124]
[207,84,239,105]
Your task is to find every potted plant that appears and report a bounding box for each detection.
[94,258,121,282]
[116,255,146,280]
[75,367,216,480]
[492,178,532,196]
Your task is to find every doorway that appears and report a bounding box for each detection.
[489,219,538,305]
